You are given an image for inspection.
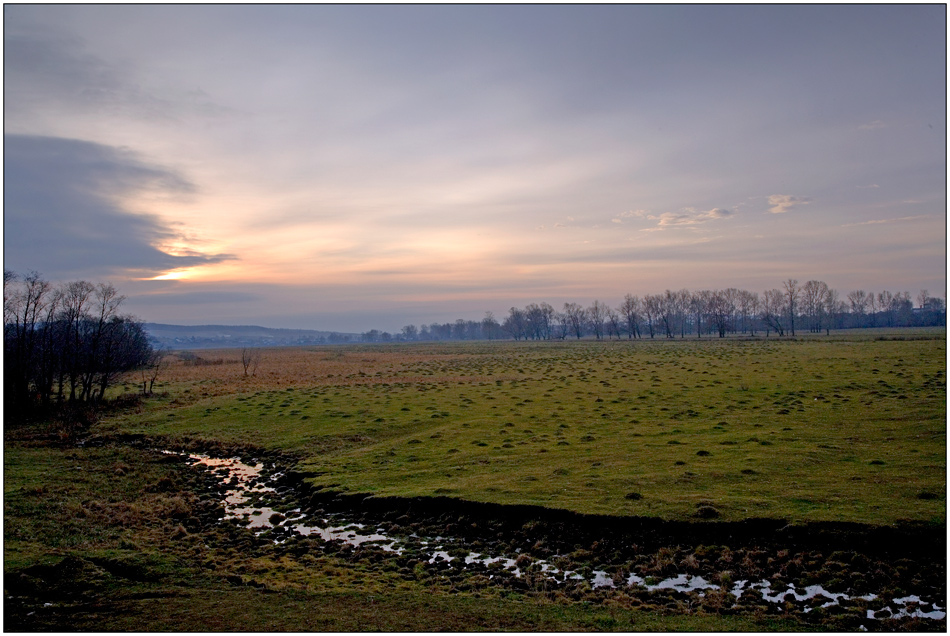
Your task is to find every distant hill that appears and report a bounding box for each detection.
[143,323,357,350]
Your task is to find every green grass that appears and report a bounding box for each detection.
[8,332,945,630]
[4,443,190,572]
[5,439,814,632]
[54,588,805,632]
[100,334,946,525]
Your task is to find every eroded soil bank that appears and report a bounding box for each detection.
[6,433,946,631]
[160,436,947,628]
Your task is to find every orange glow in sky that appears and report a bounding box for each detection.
[4,5,945,332]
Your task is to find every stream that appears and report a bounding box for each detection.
[184,451,945,625]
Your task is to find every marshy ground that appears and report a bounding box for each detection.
[5,329,946,630]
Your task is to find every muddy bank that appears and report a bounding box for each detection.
[179,448,945,629]
[263,456,943,561]
[58,434,944,630]
[292,484,944,560]
[95,433,943,559]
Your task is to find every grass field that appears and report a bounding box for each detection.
[7,329,946,631]
[4,434,806,631]
[103,332,946,525]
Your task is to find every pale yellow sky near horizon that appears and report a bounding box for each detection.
[4,5,945,331]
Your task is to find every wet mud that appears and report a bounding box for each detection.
[163,439,946,631]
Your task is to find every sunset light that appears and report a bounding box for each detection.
[149,269,195,281]
[4,8,946,630]
[4,4,944,332]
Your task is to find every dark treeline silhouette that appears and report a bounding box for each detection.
[361,280,945,343]
[4,271,153,417]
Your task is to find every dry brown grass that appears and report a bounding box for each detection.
[143,346,516,403]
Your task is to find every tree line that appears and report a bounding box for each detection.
[4,270,154,416]
[361,280,945,342]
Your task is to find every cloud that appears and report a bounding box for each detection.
[3,134,235,280]
[767,194,811,214]
[617,209,650,219]
[840,215,930,228]
[699,208,732,220]
[4,25,230,126]
[639,207,734,230]
[3,29,121,114]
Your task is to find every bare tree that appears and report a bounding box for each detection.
[80,283,128,402]
[877,290,894,327]
[866,292,878,327]
[605,306,623,340]
[737,289,759,335]
[586,300,607,340]
[552,311,570,340]
[36,284,63,406]
[691,290,712,338]
[707,290,731,338]
[563,303,586,339]
[525,303,555,340]
[5,273,150,412]
[675,289,692,337]
[4,271,54,406]
[895,291,914,325]
[502,307,528,340]
[539,302,556,339]
[481,312,499,340]
[657,290,678,338]
[761,289,787,336]
[642,295,661,338]
[141,347,168,395]
[847,289,870,328]
[826,288,845,330]
[618,294,642,339]
[921,295,945,315]
[59,280,96,402]
[801,280,830,333]
[783,279,800,336]
[734,290,756,334]
[241,347,262,376]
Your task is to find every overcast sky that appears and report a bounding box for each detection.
[4,5,946,332]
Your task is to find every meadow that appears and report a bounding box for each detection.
[105,331,946,525]
[7,329,946,631]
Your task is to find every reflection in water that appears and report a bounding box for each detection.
[188,453,945,623]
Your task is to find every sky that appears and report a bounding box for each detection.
[4,4,946,333]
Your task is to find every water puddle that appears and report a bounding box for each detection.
[185,452,945,624]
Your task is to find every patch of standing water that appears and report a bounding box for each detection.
[627,573,720,594]
[192,455,404,551]
[731,580,876,613]
[186,452,944,623]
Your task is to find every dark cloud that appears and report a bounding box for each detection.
[4,25,230,123]
[3,134,235,280]
[4,29,111,91]
[5,27,166,121]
